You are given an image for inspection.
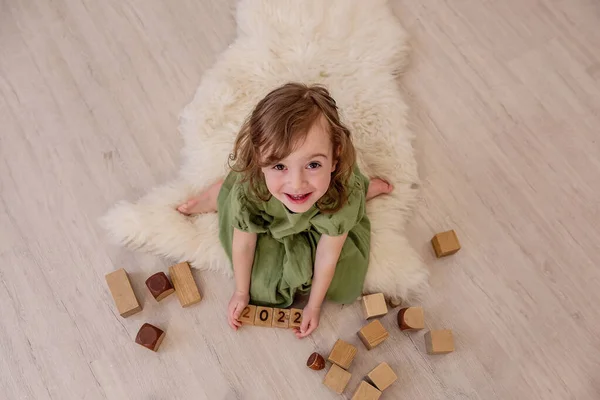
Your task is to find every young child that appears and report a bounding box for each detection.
[177,83,392,338]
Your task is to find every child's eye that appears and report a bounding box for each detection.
[307,162,321,169]
[273,164,286,171]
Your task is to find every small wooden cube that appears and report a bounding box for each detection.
[145,272,175,301]
[358,320,389,350]
[351,381,382,400]
[272,308,290,328]
[135,323,165,352]
[328,339,358,370]
[105,268,142,318]
[362,293,388,319]
[306,352,325,370]
[289,308,303,328]
[323,364,352,394]
[169,262,202,307]
[425,329,455,354]
[367,362,397,391]
[239,305,256,325]
[431,230,461,258]
[397,307,424,331]
[254,306,274,327]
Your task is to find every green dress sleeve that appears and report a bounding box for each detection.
[228,181,270,234]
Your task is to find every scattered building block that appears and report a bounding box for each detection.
[431,230,461,258]
[306,352,325,370]
[254,306,274,327]
[388,298,403,308]
[105,268,142,318]
[367,362,397,391]
[328,339,357,370]
[289,308,303,328]
[323,364,352,394]
[145,272,175,301]
[135,323,165,352]
[425,329,455,354]
[272,308,290,328]
[358,320,389,350]
[169,262,201,307]
[397,307,424,331]
[351,381,382,400]
[362,293,388,319]
[239,305,256,325]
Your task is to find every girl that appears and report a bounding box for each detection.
[177,83,392,338]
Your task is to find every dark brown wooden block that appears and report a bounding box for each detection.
[135,323,165,352]
[145,272,175,301]
[306,352,325,370]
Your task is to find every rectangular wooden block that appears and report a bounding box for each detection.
[169,262,202,307]
[362,293,388,319]
[367,362,397,391]
[328,339,357,370]
[431,230,461,257]
[323,364,352,394]
[105,268,142,318]
[289,308,303,328]
[272,308,290,328]
[351,381,382,400]
[358,320,389,350]
[254,306,274,327]
[239,305,256,325]
[425,329,455,354]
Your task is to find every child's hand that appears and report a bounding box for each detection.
[228,291,250,331]
[294,305,321,339]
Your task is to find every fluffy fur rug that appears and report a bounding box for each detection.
[101,0,428,303]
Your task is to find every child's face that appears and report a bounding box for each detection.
[261,117,336,213]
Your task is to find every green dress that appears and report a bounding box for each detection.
[217,166,371,308]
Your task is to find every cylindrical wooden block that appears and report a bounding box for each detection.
[397,307,424,331]
[135,323,165,352]
[145,272,175,301]
[306,352,325,370]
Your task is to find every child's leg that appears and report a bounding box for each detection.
[177,179,224,215]
[366,178,393,201]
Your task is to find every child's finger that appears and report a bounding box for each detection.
[233,304,244,320]
[300,317,310,334]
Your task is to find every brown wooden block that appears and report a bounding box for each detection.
[367,362,398,391]
[327,339,357,370]
[306,352,325,370]
[145,272,175,301]
[239,305,256,325]
[135,323,165,352]
[397,307,424,331]
[431,230,461,257]
[425,329,455,354]
[358,320,389,350]
[272,308,290,328]
[105,268,142,318]
[254,306,273,327]
[323,364,351,394]
[289,308,303,328]
[351,381,382,400]
[169,262,201,307]
[362,293,388,319]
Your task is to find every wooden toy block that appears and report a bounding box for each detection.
[358,320,389,350]
[145,272,175,301]
[135,323,165,352]
[254,306,274,327]
[272,308,290,328]
[169,262,201,307]
[425,329,455,354]
[289,308,303,328]
[362,293,388,319]
[328,339,357,370]
[431,230,461,258]
[306,352,325,370]
[323,364,352,394]
[397,307,424,331]
[388,298,403,308]
[367,362,398,391]
[239,305,256,325]
[351,381,382,400]
[105,268,142,318]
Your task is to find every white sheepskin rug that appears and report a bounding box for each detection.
[101,0,428,303]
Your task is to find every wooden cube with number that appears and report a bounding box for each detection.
[254,306,273,327]
[272,308,290,328]
[289,308,303,328]
[358,320,389,350]
[328,339,357,370]
[239,305,256,325]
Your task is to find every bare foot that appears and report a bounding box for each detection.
[177,179,224,215]
[366,178,393,201]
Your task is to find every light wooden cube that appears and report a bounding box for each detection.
[289,308,303,328]
[397,307,424,331]
[254,306,273,327]
[272,308,290,328]
[239,305,256,325]
[105,268,142,318]
[358,320,389,350]
[323,364,352,394]
[169,262,202,307]
[351,381,382,400]
[362,293,388,319]
[425,329,455,354]
[431,230,461,258]
[367,362,397,391]
[328,339,358,370]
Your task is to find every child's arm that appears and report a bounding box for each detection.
[228,228,258,330]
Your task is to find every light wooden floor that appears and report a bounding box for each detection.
[1,0,599,399]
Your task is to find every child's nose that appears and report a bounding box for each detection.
[289,169,306,189]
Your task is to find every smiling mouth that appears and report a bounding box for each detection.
[285,193,312,204]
